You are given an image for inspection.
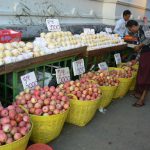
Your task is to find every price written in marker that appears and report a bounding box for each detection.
[21,72,38,90]
[83,28,91,34]
[105,27,112,33]
[83,28,95,34]
[72,59,85,76]
[98,62,108,70]
[55,67,71,84]
[114,53,122,65]
[46,19,61,31]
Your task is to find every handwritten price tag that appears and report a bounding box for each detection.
[114,53,122,65]
[46,19,61,31]
[72,59,85,76]
[83,28,91,34]
[144,30,150,38]
[83,28,95,34]
[21,72,38,89]
[55,67,71,84]
[98,62,108,70]
[90,29,95,34]
[105,27,112,33]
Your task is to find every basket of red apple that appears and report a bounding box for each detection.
[14,86,69,143]
[117,61,138,91]
[81,70,119,109]
[109,67,133,99]
[0,104,32,150]
[59,79,101,127]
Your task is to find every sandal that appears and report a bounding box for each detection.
[130,93,141,99]
[132,102,145,107]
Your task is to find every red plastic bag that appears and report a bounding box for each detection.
[0,29,22,43]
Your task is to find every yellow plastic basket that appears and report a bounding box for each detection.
[30,109,69,143]
[129,71,137,91]
[109,67,133,99]
[67,94,100,127]
[0,124,32,150]
[113,77,133,99]
[98,86,117,108]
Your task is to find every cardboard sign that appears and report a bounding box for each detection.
[114,53,122,65]
[55,67,70,84]
[21,72,38,89]
[98,62,108,70]
[46,19,61,31]
[72,59,85,76]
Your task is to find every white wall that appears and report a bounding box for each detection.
[0,0,149,37]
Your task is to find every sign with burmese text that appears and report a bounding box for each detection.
[72,59,85,76]
[114,53,122,65]
[46,19,61,31]
[98,62,108,70]
[21,72,38,89]
[55,67,71,84]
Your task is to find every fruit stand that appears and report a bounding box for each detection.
[0,46,87,104]
[0,29,138,150]
[85,44,127,70]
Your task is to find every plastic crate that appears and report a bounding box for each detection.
[0,29,22,43]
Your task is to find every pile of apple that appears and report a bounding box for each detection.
[75,32,125,50]
[109,69,132,78]
[59,80,101,101]
[40,31,81,50]
[0,41,47,66]
[81,71,119,86]
[0,105,31,145]
[14,86,70,116]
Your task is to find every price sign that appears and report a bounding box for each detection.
[105,27,112,33]
[144,31,150,38]
[55,67,70,84]
[72,59,85,76]
[90,29,95,34]
[21,72,38,89]
[114,53,122,65]
[83,28,91,34]
[98,62,108,70]
[46,19,61,31]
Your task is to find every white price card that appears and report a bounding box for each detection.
[114,53,122,65]
[105,27,112,33]
[83,28,91,34]
[90,29,95,34]
[46,19,61,31]
[72,59,85,76]
[144,30,150,38]
[55,67,71,84]
[21,72,38,90]
[98,62,108,70]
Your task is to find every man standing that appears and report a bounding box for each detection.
[114,10,132,37]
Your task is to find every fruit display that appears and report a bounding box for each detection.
[0,41,47,66]
[81,70,119,86]
[75,32,125,50]
[109,68,132,78]
[59,80,101,101]
[38,31,83,52]
[14,86,70,116]
[0,104,31,145]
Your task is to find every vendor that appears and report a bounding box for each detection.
[114,10,131,37]
[126,20,150,107]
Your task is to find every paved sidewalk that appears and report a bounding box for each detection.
[51,93,150,150]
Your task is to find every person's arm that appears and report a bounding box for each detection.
[114,20,122,36]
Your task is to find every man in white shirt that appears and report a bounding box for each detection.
[114,10,132,38]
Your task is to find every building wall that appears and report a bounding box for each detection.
[0,0,149,37]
